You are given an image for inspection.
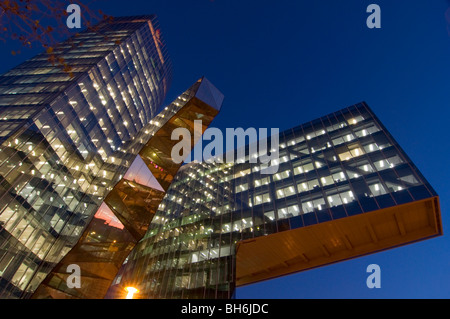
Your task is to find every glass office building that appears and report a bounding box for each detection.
[112,102,441,299]
[32,77,223,299]
[0,15,172,298]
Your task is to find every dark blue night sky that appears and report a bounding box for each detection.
[1,0,449,298]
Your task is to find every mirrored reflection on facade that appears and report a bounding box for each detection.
[0,15,172,298]
[112,102,440,299]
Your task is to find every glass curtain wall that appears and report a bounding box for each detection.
[0,15,172,298]
[115,102,437,299]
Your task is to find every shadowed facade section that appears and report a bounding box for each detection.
[31,77,224,299]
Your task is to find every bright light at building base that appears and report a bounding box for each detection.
[125,286,139,299]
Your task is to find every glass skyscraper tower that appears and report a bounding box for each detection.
[111,102,441,299]
[0,15,173,298]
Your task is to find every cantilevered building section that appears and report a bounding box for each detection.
[115,102,441,299]
[0,15,172,298]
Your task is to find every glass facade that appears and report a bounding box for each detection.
[0,15,172,298]
[112,102,440,299]
[32,77,223,299]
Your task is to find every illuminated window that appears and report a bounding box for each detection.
[337,143,365,161]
